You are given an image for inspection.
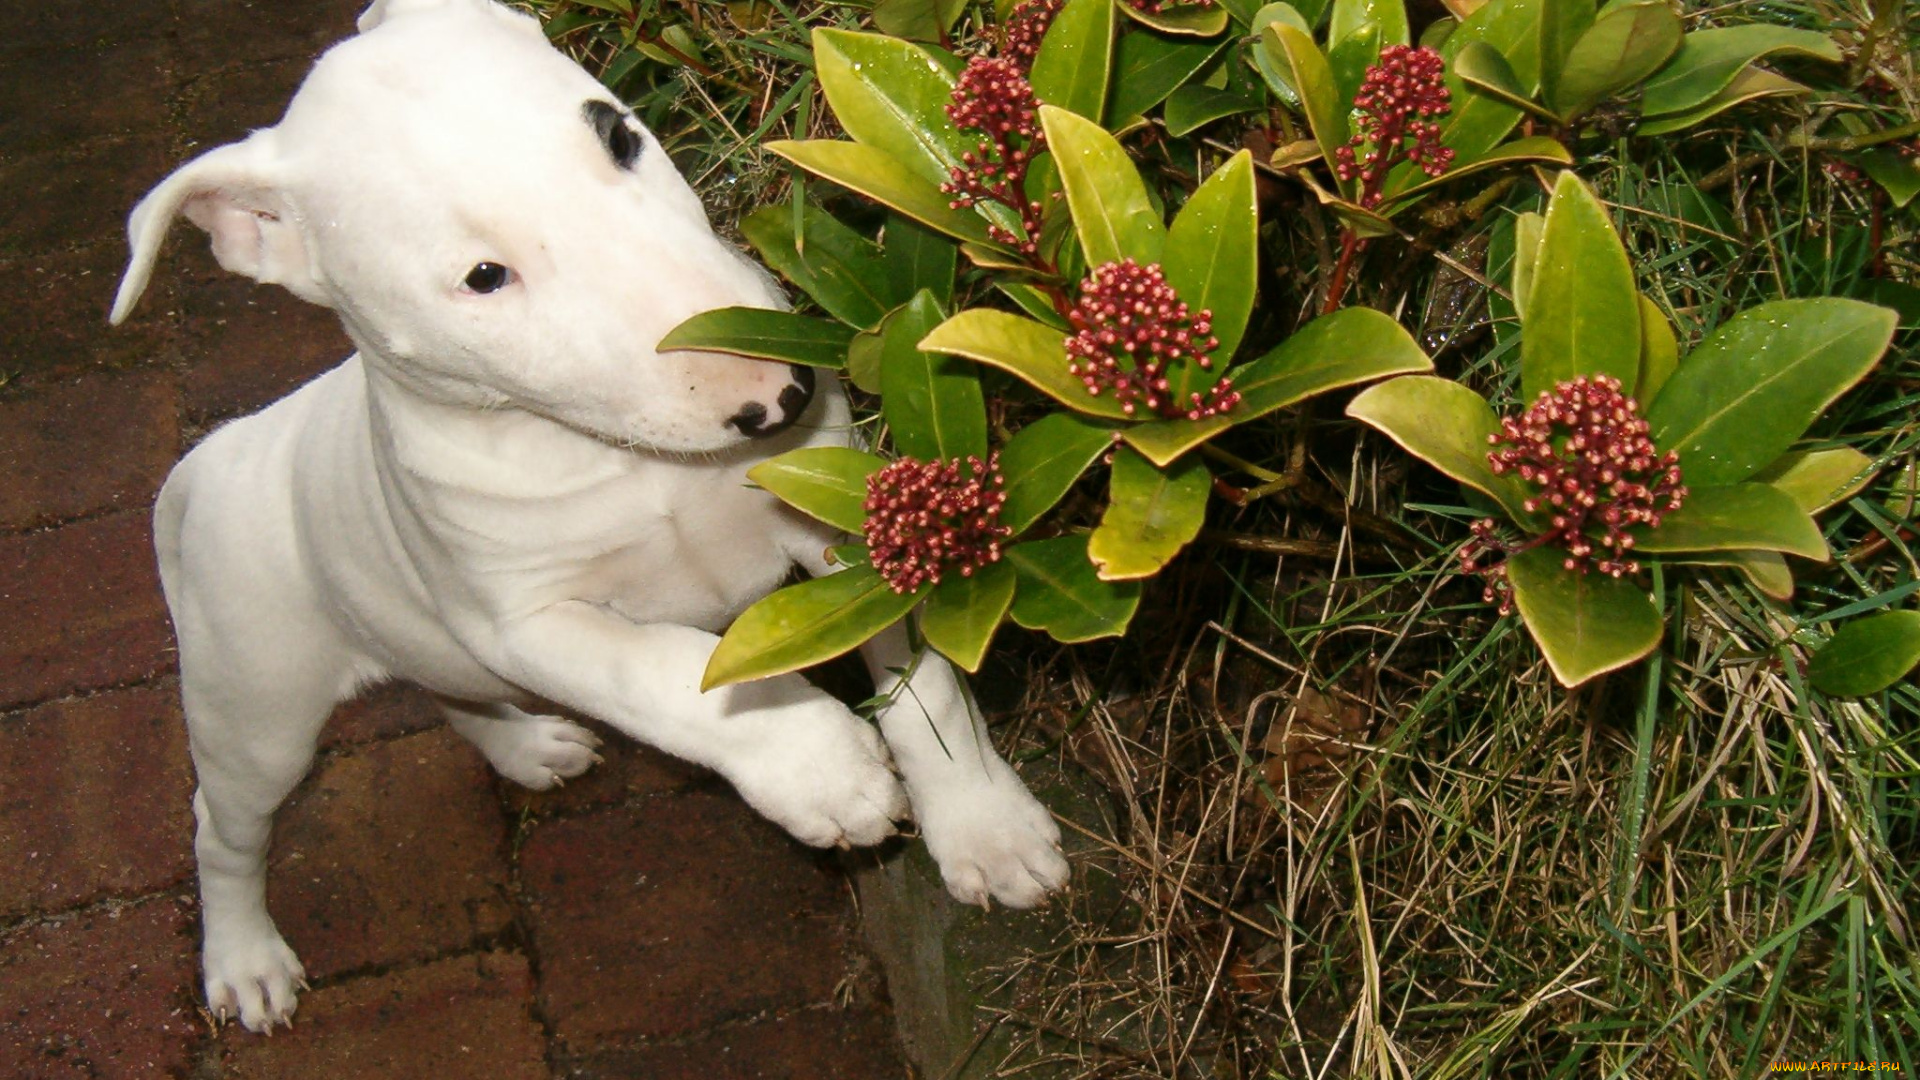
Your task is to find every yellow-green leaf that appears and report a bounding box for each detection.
[703,566,923,689]
[746,447,885,534]
[1645,299,1897,487]
[920,308,1132,419]
[1088,447,1212,579]
[1347,374,1535,523]
[1007,535,1142,642]
[920,560,1017,671]
[1507,545,1663,687]
[1042,104,1166,268]
[1521,171,1640,401]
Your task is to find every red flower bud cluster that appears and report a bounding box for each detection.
[1122,0,1216,14]
[863,454,1012,594]
[1001,0,1064,72]
[1064,258,1239,420]
[942,56,1047,256]
[1460,375,1688,613]
[1332,45,1455,209]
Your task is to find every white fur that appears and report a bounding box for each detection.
[115,0,1066,1033]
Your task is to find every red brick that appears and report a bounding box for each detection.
[323,682,444,750]
[176,57,314,150]
[223,951,547,1080]
[0,245,176,392]
[0,40,172,158]
[171,0,363,69]
[561,1007,909,1080]
[0,513,171,709]
[0,897,200,1080]
[0,140,171,257]
[177,264,352,425]
[0,0,176,47]
[520,790,858,1048]
[268,727,513,979]
[0,370,179,531]
[0,685,195,921]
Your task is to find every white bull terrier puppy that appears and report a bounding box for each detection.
[111,0,1067,1033]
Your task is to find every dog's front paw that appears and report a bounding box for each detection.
[728,703,909,849]
[204,927,307,1033]
[917,759,1069,910]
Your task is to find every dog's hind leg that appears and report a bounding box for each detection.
[438,697,603,790]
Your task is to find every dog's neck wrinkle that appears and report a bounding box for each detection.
[362,361,634,500]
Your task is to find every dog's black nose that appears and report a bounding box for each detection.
[729,366,816,438]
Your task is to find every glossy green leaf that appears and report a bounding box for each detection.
[1635,66,1808,136]
[999,411,1118,534]
[1265,24,1349,184]
[1346,375,1535,523]
[1807,610,1920,697]
[1163,85,1263,135]
[995,280,1073,329]
[1536,0,1596,110]
[768,140,999,247]
[881,213,957,308]
[1088,447,1212,579]
[920,560,1017,672]
[1437,0,1542,162]
[1007,535,1143,642]
[882,292,987,461]
[1673,550,1794,600]
[1378,135,1572,207]
[1328,22,1383,112]
[1629,483,1827,560]
[1635,293,1678,401]
[658,307,855,369]
[1127,305,1432,465]
[1163,150,1258,402]
[1645,299,1897,487]
[1450,40,1557,121]
[920,308,1132,419]
[1506,545,1663,687]
[1118,1,1232,36]
[703,565,922,689]
[1639,25,1840,118]
[1248,3,1314,106]
[1043,104,1166,268]
[739,204,894,330]
[1030,0,1116,120]
[1521,171,1640,401]
[1857,147,1920,208]
[1111,30,1227,120]
[871,0,969,42]
[845,325,886,394]
[812,29,970,188]
[746,447,884,534]
[1752,448,1878,514]
[1511,209,1544,317]
[1330,0,1407,49]
[1548,0,1681,120]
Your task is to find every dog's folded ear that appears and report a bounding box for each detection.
[111,131,324,326]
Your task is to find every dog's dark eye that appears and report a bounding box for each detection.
[463,262,513,294]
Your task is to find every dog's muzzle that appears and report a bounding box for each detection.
[728,365,815,438]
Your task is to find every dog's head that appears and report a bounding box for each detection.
[112,0,815,453]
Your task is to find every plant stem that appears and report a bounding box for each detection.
[1322,227,1363,315]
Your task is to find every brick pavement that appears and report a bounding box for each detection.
[0,2,913,1075]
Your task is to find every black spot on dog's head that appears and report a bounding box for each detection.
[583,99,642,171]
